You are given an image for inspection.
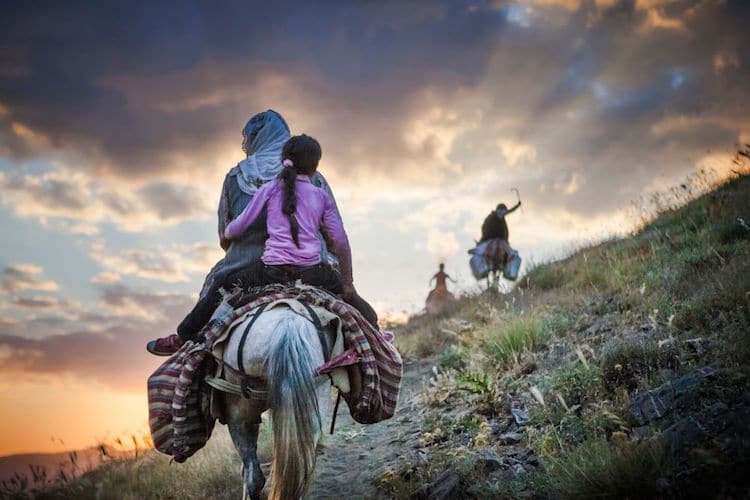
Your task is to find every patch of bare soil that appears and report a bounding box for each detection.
[308,356,435,499]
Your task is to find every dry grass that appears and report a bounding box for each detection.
[543,438,671,499]
[36,424,273,500]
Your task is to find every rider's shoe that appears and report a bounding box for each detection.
[146,334,183,356]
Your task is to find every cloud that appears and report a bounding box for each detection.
[0,168,213,232]
[426,229,460,263]
[0,283,194,391]
[88,241,223,284]
[13,295,63,311]
[1,264,58,292]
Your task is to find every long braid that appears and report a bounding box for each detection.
[280,164,301,247]
[279,134,321,248]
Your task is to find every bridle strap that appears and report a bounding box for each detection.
[300,301,330,362]
[237,302,270,374]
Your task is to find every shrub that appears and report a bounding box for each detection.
[482,316,548,367]
[547,361,602,406]
[438,345,467,371]
[525,265,568,291]
[543,438,671,499]
[600,339,678,391]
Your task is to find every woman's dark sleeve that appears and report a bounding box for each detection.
[218,174,232,251]
[505,201,521,216]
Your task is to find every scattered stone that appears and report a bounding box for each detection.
[493,417,512,434]
[498,432,523,445]
[628,365,718,426]
[658,337,676,348]
[511,408,530,426]
[519,360,537,375]
[512,463,526,476]
[412,467,462,500]
[475,451,503,472]
[585,318,612,336]
[524,452,540,466]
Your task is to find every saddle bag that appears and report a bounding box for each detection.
[503,250,522,281]
[470,253,491,280]
[468,240,491,280]
[147,341,216,463]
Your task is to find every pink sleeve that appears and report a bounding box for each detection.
[224,181,273,240]
[321,191,353,286]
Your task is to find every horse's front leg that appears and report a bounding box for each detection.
[228,416,265,500]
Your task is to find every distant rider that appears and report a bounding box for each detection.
[430,263,455,290]
[480,201,521,243]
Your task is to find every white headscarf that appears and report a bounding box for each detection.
[235,110,291,196]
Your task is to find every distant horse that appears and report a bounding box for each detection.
[484,239,512,289]
[470,239,512,290]
[425,286,454,314]
[220,305,334,500]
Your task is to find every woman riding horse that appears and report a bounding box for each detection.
[147,110,376,354]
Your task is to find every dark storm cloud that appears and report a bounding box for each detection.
[0,0,748,220]
[0,0,508,177]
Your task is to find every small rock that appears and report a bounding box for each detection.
[475,451,503,472]
[498,432,523,445]
[512,463,526,475]
[511,408,530,426]
[628,365,718,426]
[631,425,654,440]
[519,360,537,374]
[416,467,461,500]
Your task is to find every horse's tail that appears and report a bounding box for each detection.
[266,314,321,500]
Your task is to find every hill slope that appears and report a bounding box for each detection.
[15,170,750,499]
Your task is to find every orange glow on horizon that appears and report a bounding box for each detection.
[0,375,148,456]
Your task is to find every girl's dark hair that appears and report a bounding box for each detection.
[279,134,322,247]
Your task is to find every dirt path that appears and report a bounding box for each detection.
[307,356,434,499]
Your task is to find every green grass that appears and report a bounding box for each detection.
[481,316,548,367]
[546,360,602,407]
[438,345,467,371]
[542,438,671,499]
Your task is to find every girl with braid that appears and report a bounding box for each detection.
[223,134,376,322]
[147,119,378,356]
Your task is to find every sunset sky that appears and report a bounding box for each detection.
[1,0,748,455]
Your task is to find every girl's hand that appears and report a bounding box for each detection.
[342,283,356,302]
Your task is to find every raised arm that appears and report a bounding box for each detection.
[497,201,521,218]
[321,192,353,287]
[224,181,273,240]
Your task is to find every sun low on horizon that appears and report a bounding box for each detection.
[1,0,749,456]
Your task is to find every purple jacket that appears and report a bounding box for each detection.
[224,176,353,286]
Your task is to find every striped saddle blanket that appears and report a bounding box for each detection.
[147,284,402,462]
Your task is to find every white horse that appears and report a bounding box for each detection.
[220,305,334,500]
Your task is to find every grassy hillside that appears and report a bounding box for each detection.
[12,165,749,499]
[385,167,750,498]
